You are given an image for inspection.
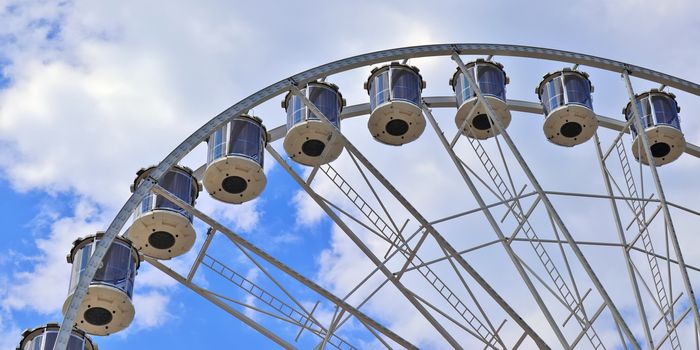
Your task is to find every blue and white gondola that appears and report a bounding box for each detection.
[536,68,598,146]
[17,323,97,350]
[624,89,686,165]
[365,62,426,145]
[450,59,511,139]
[203,115,268,204]
[127,165,200,259]
[282,81,345,166]
[63,234,140,335]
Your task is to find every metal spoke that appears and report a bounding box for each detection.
[317,159,504,345]
[289,84,550,348]
[268,144,462,349]
[594,132,654,348]
[146,257,298,350]
[424,106,569,347]
[453,52,640,348]
[622,70,700,338]
[186,227,216,282]
[151,184,417,349]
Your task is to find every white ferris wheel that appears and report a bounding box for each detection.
[16,44,700,350]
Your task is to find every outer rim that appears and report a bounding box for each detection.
[56,43,700,349]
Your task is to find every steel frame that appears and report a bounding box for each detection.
[288,85,550,348]
[54,43,700,350]
[454,53,639,348]
[317,155,511,347]
[149,184,416,349]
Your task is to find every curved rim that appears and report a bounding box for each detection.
[55,43,700,349]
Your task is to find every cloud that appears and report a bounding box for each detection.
[131,290,172,330]
[0,0,266,341]
[0,313,21,350]
[292,189,325,227]
[0,196,180,341]
[2,198,103,314]
[195,195,261,233]
[0,274,21,350]
[135,263,180,290]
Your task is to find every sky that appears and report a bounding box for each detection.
[1,0,700,349]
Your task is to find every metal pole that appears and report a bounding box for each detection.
[452,52,641,349]
[146,257,298,350]
[151,185,417,349]
[622,69,700,336]
[187,227,216,281]
[593,133,654,348]
[423,106,570,348]
[289,85,550,348]
[267,145,463,349]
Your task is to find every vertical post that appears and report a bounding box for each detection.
[288,85,550,348]
[267,145,464,349]
[452,52,641,349]
[593,133,654,348]
[622,69,700,336]
[423,106,570,348]
[147,257,298,350]
[187,227,216,282]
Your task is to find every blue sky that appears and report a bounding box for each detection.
[2,0,700,349]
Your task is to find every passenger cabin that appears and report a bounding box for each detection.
[624,89,685,165]
[17,323,97,350]
[365,62,426,145]
[282,81,345,166]
[127,165,200,259]
[64,234,140,335]
[537,68,598,146]
[204,115,268,204]
[450,59,511,139]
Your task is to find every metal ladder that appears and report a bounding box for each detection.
[202,254,356,350]
[616,141,680,349]
[466,135,605,349]
[320,164,502,349]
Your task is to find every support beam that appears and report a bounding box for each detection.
[288,85,549,348]
[187,227,216,282]
[151,185,417,349]
[622,70,700,337]
[267,145,463,349]
[423,106,570,348]
[453,52,640,349]
[147,257,298,350]
[593,133,654,348]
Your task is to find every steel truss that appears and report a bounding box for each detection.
[55,44,700,349]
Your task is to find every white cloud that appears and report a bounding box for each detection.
[135,263,180,290]
[2,198,103,314]
[0,313,21,350]
[131,290,172,330]
[292,189,325,227]
[196,195,261,233]
[0,274,22,350]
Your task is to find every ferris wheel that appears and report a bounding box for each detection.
[17,44,700,349]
